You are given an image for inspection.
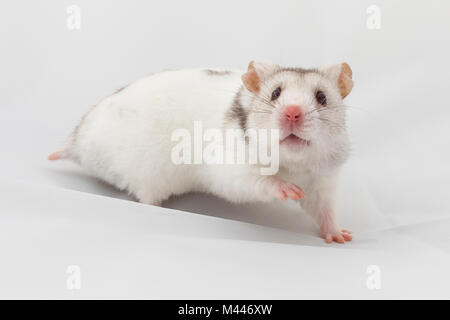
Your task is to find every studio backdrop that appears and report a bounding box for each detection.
[0,0,449,299]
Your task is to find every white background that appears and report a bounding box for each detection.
[1,0,449,298]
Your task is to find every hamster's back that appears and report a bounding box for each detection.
[67,68,243,201]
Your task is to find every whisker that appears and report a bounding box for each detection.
[318,117,346,131]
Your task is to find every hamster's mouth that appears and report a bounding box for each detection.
[280,134,310,149]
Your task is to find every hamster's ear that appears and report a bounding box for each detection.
[320,62,354,98]
[241,61,276,93]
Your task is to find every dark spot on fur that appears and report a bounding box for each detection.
[226,89,248,131]
[114,85,128,94]
[277,67,319,75]
[204,69,233,76]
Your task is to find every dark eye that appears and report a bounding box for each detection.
[315,90,327,105]
[271,87,282,101]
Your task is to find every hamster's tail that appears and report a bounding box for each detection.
[48,149,68,161]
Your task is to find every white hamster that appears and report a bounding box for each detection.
[49,61,354,243]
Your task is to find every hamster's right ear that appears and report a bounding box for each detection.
[241,61,276,93]
[320,62,354,99]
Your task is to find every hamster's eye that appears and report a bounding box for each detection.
[315,90,327,105]
[271,87,282,101]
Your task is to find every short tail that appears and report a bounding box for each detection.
[48,150,67,161]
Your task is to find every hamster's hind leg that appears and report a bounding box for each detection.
[135,192,163,206]
[133,181,174,207]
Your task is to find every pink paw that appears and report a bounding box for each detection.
[322,229,352,244]
[272,179,305,201]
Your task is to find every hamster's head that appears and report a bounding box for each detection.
[241,61,354,169]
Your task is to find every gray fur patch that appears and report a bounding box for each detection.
[114,84,128,94]
[226,88,248,131]
[204,69,233,76]
[277,67,319,75]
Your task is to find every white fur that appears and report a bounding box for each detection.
[60,64,352,242]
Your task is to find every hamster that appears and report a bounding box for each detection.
[49,61,354,244]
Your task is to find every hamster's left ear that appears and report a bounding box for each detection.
[241,61,276,93]
[320,62,354,98]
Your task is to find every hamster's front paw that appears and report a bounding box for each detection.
[268,177,305,201]
[320,226,352,244]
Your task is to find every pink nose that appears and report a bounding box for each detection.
[284,105,302,122]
